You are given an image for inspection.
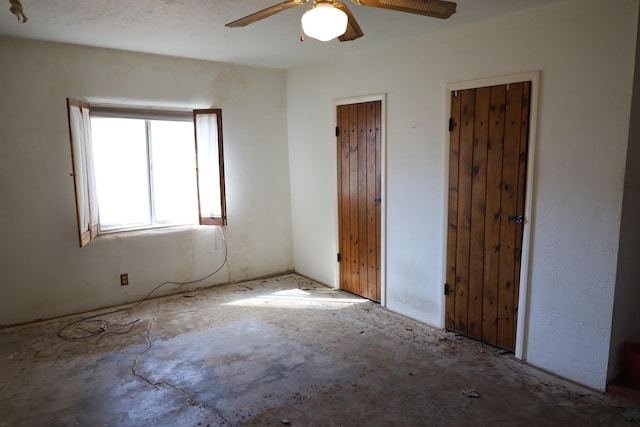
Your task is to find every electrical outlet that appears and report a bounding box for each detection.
[120,274,129,286]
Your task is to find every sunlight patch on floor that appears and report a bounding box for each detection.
[224,288,368,309]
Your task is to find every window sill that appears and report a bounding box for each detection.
[97,222,202,238]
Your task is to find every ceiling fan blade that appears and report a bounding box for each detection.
[335,2,364,42]
[226,0,305,28]
[352,0,456,19]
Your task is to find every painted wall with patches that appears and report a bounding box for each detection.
[0,37,293,325]
[1,0,638,394]
[286,0,638,390]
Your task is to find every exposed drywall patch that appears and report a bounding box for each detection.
[49,57,76,97]
[208,66,249,105]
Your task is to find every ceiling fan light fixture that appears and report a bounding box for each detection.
[301,3,348,41]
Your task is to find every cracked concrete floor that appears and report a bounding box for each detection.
[1,273,638,426]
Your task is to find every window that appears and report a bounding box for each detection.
[67,99,226,247]
[90,115,198,230]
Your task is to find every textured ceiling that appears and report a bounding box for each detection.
[0,0,564,69]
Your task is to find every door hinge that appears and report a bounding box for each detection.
[337,253,342,262]
[444,283,450,295]
[449,118,454,132]
[335,126,340,137]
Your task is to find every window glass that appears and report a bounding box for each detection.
[90,116,198,231]
[91,117,150,230]
[149,120,198,224]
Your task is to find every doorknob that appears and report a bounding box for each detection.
[508,215,524,224]
[374,197,382,203]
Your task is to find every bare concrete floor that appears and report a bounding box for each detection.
[1,274,638,426]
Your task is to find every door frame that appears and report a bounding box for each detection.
[443,72,540,360]
[334,94,387,306]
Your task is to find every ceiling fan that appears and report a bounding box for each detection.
[8,0,28,23]
[226,0,457,42]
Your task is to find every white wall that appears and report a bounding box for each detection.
[609,11,640,382]
[287,0,638,390]
[0,38,293,325]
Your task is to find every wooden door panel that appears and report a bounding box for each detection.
[337,101,382,302]
[454,89,475,335]
[513,82,531,324]
[497,82,525,348]
[445,93,461,331]
[338,105,351,293]
[446,82,530,351]
[468,86,491,340]
[374,101,382,301]
[357,103,368,297]
[482,85,507,347]
[365,101,381,301]
[348,104,360,295]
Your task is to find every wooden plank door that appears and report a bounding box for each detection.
[337,100,382,302]
[445,82,531,351]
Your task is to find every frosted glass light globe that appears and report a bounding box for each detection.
[301,4,348,41]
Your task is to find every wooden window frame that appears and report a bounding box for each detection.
[67,98,99,247]
[194,109,227,226]
[67,101,227,247]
